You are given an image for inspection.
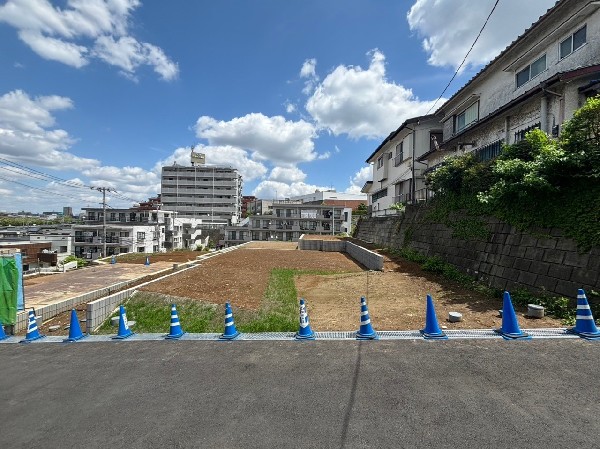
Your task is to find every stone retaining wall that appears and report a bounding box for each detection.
[355,206,600,297]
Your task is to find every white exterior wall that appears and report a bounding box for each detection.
[29,234,72,262]
[441,0,600,145]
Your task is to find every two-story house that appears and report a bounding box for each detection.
[362,114,442,214]
[420,0,600,171]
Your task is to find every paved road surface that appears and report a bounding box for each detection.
[1,339,598,448]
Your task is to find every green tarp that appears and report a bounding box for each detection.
[0,257,19,325]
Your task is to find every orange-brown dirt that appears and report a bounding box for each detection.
[135,241,562,330]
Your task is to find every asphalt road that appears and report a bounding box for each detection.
[1,339,599,448]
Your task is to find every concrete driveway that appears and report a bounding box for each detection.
[1,339,598,448]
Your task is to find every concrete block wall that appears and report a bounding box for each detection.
[345,242,384,271]
[298,236,384,271]
[355,207,600,297]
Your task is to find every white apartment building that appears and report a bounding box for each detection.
[422,0,600,170]
[362,115,442,214]
[72,208,202,259]
[161,163,243,227]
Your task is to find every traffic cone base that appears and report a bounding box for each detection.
[495,291,531,341]
[356,296,378,340]
[0,324,9,341]
[421,294,448,340]
[567,289,600,340]
[64,309,87,343]
[20,311,45,343]
[165,304,185,340]
[112,305,134,340]
[220,302,240,340]
[296,298,315,340]
[144,256,150,266]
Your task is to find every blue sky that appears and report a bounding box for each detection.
[0,0,555,213]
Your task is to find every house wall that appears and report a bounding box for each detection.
[441,0,600,143]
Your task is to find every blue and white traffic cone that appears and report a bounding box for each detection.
[20,310,45,343]
[111,255,116,264]
[420,294,448,340]
[0,322,9,341]
[112,305,134,340]
[63,309,86,342]
[494,291,531,340]
[220,302,240,340]
[165,304,185,340]
[356,296,378,340]
[144,256,150,266]
[295,298,315,340]
[567,289,600,340]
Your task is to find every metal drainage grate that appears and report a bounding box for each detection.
[378,331,423,339]
[180,333,221,341]
[445,329,500,339]
[524,328,578,339]
[240,332,296,340]
[315,331,355,340]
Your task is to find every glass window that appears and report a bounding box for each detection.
[456,102,478,132]
[560,37,572,59]
[560,25,586,59]
[573,26,586,51]
[530,54,546,78]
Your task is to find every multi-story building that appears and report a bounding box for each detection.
[421,0,600,171]
[246,199,273,216]
[72,207,202,259]
[160,161,243,227]
[362,115,441,214]
[290,190,367,210]
[241,195,256,217]
[223,201,353,246]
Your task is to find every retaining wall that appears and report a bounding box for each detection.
[298,236,383,270]
[355,206,600,297]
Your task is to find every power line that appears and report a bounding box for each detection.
[0,174,94,202]
[426,0,501,115]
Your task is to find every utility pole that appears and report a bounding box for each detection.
[92,187,113,258]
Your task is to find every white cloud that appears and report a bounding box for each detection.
[93,36,178,81]
[346,166,371,194]
[269,166,306,183]
[155,145,268,182]
[195,113,319,165]
[300,58,317,79]
[306,50,439,139]
[407,0,557,70]
[252,180,330,200]
[0,89,99,170]
[285,101,296,114]
[0,0,178,81]
[18,30,88,67]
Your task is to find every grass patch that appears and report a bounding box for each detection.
[96,268,345,334]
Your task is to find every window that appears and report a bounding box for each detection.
[516,54,546,88]
[455,102,479,133]
[372,188,388,202]
[430,132,443,151]
[560,25,586,59]
[394,142,404,166]
[137,231,145,241]
[377,155,384,169]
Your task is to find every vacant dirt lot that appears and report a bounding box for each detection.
[138,241,562,330]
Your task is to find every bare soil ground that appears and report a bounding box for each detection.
[29,240,563,334]
[139,240,562,330]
